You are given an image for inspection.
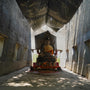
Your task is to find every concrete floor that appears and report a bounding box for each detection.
[0,67,90,90]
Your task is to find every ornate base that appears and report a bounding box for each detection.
[30,62,62,74]
[30,70,62,74]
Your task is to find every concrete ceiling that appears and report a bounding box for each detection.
[16,0,82,32]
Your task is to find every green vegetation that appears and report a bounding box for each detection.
[32,54,38,63]
[57,58,60,64]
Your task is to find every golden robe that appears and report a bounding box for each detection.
[44,45,53,54]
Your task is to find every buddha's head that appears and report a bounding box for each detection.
[45,38,50,45]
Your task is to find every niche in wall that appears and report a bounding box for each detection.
[35,31,57,50]
[83,40,90,78]
[0,36,4,57]
[66,49,69,62]
[13,43,20,61]
[84,40,90,64]
[84,31,90,64]
[72,46,78,72]
[23,47,28,60]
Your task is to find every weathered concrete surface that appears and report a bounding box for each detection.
[56,27,67,67]
[16,0,82,31]
[63,0,90,79]
[0,0,31,76]
[0,67,89,90]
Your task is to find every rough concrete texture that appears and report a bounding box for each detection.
[56,28,67,67]
[16,0,82,31]
[0,0,31,76]
[0,67,90,90]
[63,0,90,79]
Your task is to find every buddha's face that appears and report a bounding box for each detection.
[45,40,50,45]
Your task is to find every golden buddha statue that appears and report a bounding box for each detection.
[37,38,56,64]
[43,38,54,55]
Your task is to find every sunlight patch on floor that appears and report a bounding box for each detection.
[7,82,33,87]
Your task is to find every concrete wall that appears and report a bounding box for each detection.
[31,28,35,49]
[56,28,67,67]
[64,0,90,79]
[0,0,31,76]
